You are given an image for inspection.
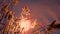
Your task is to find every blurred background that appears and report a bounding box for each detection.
[0,0,60,34]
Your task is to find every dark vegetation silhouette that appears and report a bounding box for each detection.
[45,20,60,34]
[47,20,60,31]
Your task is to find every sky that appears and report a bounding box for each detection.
[0,0,60,34]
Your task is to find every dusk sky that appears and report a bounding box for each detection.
[0,0,60,34]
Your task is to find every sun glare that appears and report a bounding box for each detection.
[19,18,31,31]
[18,6,37,34]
